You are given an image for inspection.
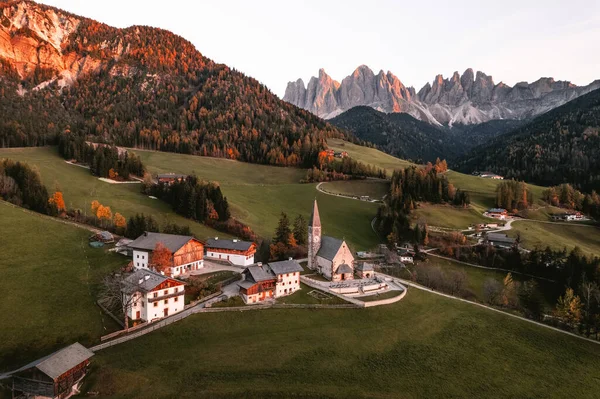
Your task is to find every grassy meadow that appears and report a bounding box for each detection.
[320,179,390,199]
[412,203,489,229]
[0,202,125,372]
[508,220,600,258]
[84,288,600,399]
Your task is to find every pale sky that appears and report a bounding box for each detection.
[39,0,600,97]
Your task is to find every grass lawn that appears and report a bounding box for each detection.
[508,220,600,258]
[84,288,600,398]
[327,138,414,175]
[276,283,349,305]
[0,202,125,372]
[211,296,247,308]
[0,147,224,240]
[320,179,390,200]
[359,290,403,302]
[412,203,489,230]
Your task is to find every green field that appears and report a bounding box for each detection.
[412,203,489,230]
[320,179,390,200]
[0,147,380,250]
[0,202,125,371]
[276,283,349,305]
[84,288,600,398]
[508,220,600,258]
[0,147,225,240]
[328,138,414,175]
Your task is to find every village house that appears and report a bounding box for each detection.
[552,211,584,222]
[487,208,508,220]
[334,151,349,158]
[479,171,504,180]
[8,342,94,399]
[204,237,257,266]
[156,173,187,185]
[308,200,355,281]
[129,232,204,277]
[398,248,414,264]
[238,260,303,304]
[485,232,516,249]
[122,269,185,322]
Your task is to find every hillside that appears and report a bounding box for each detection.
[0,0,346,166]
[457,88,600,192]
[330,106,453,162]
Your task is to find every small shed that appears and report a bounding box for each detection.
[10,342,94,399]
[90,231,114,244]
[356,262,375,279]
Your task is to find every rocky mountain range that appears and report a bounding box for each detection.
[284,65,600,126]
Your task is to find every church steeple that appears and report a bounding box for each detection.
[309,199,321,228]
[307,199,322,271]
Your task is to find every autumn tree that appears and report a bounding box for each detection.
[96,204,113,224]
[91,200,100,214]
[48,191,66,213]
[113,212,127,233]
[151,242,172,274]
[501,273,519,308]
[555,287,583,327]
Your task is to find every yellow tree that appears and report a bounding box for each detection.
[96,205,113,224]
[555,288,583,327]
[501,273,518,308]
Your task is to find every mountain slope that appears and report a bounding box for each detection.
[329,106,452,162]
[284,65,600,126]
[0,0,346,166]
[457,88,600,192]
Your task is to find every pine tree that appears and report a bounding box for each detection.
[293,214,307,245]
[274,212,291,245]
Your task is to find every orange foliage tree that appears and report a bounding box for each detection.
[96,204,113,223]
[114,212,126,228]
[151,242,172,274]
[91,200,100,214]
[48,191,66,212]
[108,168,119,180]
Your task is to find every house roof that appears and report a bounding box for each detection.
[356,262,374,271]
[488,208,507,213]
[121,269,183,294]
[309,199,321,228]
[244,264,276,283]
[487,233,515,244]
[157,173,187,179]
[336,264,353,274]
[317,236,344,261]
[205,238,254,252]
[238,280,256,289]
[99,231,114,240]
[13,343,94,380]
[129,232,195,253]
[269,260,303,275]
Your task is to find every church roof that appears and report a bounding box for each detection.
[336,264,353,274]
[309,199,321,228]
[317,236,344,261]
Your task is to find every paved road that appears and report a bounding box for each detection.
[316,182,383,203]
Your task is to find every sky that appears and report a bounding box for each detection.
[38,0,600,97]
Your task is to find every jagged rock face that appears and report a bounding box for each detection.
[0,1,126,87]
[284,65,600,126]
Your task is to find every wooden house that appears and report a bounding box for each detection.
[122,269,186,322]
[204,238,257,266]
[238,260,303,304]
[9,343,94,399]
[156,173,187,185]
[129,232,204,276]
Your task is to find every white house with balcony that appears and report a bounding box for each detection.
[204,237,257,266]
[121,269,186,323]
[238,259,303,304]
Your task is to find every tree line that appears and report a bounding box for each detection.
[542,183,600,219]
[58,135,145,179]
[0,159,50,214]
[375,166,470,244]
[495,180,533,211]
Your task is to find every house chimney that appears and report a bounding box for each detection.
[138,278,143,284]
[233,239,238,243]
[144,231,148,237]
[257,262,262,267]
[144,275,150,281]
[288,257,293,261]
[214,237,218,240]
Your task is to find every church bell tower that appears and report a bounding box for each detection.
[308,199,322,270]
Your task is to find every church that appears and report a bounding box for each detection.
[308,200,355,281]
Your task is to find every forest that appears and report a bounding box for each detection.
[495,180,534,211]
[0,9,354,169]
[457,88,600,193]
[0,159,50,214]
